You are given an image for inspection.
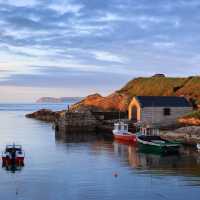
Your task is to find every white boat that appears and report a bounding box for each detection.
[2,144,25,166]
[112,121,137,143]
[197,143,200,151]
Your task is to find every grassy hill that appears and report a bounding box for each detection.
[71,76,200,112]
[117,76,200,105]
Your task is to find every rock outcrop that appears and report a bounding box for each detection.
[178,110,200,126]
[178,118,200,126]
[25,109,62,122]
[70,93,130,112]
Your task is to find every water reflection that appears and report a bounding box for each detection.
[113,142,200,171]
[2,164,24,173]
[55,131,200,178]
[113,141,200,185]
[55,130,112,143]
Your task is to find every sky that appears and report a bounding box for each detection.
[0,0,200,102]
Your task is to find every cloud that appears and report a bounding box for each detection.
[0,0,199,101]
[0,66,132,90]
[153,41,175,49]
[48,1,84,15]
[0,0,39,7]
[93,51,127,63]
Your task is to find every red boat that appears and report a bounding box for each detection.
[2,144,25,166]
[112,121,137,143]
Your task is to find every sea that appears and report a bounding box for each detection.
[0,102,200,200]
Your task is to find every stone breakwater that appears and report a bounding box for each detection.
[55,111,97,133]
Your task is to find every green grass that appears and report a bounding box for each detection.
[118,77,187,96]
[184,110,200,119]
[117,76,200,105]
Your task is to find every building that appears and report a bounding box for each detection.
[152,73,165,77]
[128,96,193,126]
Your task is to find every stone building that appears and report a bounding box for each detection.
[128,96,193,126]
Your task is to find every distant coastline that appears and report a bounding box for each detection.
[36,97,83,103]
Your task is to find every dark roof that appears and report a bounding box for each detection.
[136,96,192,107]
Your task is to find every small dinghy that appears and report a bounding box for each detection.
[113,121,137,143]
[2,144,25,167]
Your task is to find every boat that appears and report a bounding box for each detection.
[2,144,25,167]
[197,143,200,151]
[112,121,137,143]
[136,126,180,154]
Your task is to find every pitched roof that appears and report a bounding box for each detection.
[135,96,192,107]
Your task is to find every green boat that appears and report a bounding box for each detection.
[136,126,181,154]
[137,135,180,154]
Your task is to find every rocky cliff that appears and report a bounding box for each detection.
[70,76,200,112]
[70,93,130,112]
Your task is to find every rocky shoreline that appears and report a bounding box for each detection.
[25,108,200,144]
[25,108,135,136]
[160,126,200,145]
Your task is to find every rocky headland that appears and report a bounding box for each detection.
[26,75,200,143]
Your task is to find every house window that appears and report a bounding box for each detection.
[163,108,171,116]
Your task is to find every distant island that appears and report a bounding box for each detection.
[36,97,83,103]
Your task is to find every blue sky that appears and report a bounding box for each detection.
[0,0,200,102]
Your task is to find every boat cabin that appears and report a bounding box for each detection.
[113,122,129,134]
[139,126,160,136]
[6,145,22,153]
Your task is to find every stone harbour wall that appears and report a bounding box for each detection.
[55,111,97,133]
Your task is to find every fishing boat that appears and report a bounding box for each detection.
[136,126,180,154]
[2,144,25,166]
[113,121,137,143]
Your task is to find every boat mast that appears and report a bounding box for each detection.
[118,109,121,122]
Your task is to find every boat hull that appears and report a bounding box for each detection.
[2,157,24,166]
[138,143,179,154]
[113,133,137,143]
[137,136,180,154]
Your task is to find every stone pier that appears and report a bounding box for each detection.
[55,111,97,133]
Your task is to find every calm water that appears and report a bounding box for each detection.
[0,103,200,200]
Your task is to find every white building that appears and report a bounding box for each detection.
[128,96,193,126]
